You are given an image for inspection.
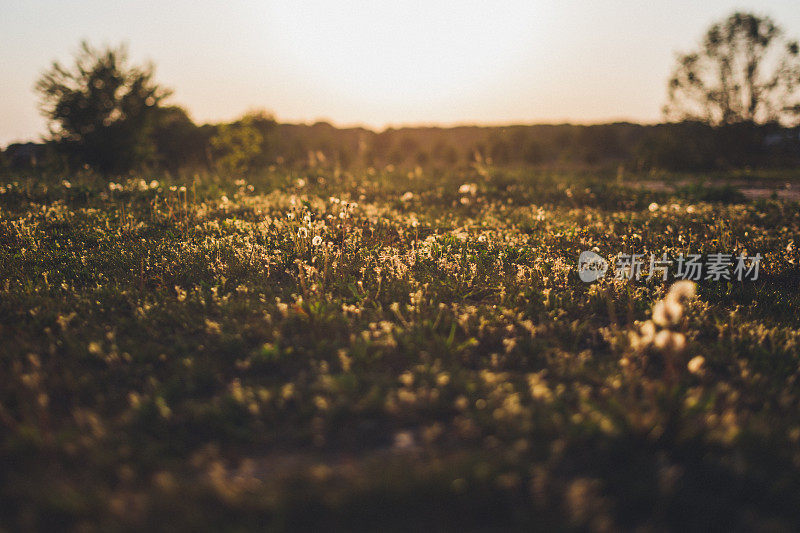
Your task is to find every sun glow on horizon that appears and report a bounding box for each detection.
[5,0,800,144]
[265,1,547,123]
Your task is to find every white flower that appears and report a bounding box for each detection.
[298,227,308,238]
[640,320,656,343]
[459,183,477,195]
[653,329,671,350]
[652,298,682,327]
[670,332,686,352]
[401,191,414,202]
[392,431,416,451]
[648,202,659,212]
[654,330,685,352]
[667,280,696,302]
[687,356,705,375]
[312,235,322,246]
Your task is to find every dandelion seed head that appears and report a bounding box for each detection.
[667,280,697,302]
[654,330,686,352]
[688,355,705,374]
[653,329,672,349]
[392,431,416,451]
[652,299,682,327]
[671,332,686,352]
[640,320,656,342]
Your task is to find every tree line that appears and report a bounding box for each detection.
[5,116,799,176]
[2,11,800,176]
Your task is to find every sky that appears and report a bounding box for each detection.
[2,0,800,146]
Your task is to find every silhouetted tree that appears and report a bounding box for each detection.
[35,41,171,173]
[665,12,800,125]
[152,106,213,173]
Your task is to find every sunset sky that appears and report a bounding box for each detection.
[2,0,800,146]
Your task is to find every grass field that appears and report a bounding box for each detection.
[1,167,799,530]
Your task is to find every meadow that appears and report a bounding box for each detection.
[1,166,799,530]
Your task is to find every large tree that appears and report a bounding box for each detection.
[664,12,800,126]
[35,41,171,173]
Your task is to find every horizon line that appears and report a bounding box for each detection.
[3,116,675,149]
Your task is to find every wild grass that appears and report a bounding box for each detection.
[1,167,799,530]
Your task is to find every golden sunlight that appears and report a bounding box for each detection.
[265,0,545,122]
[6,2,800,530]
